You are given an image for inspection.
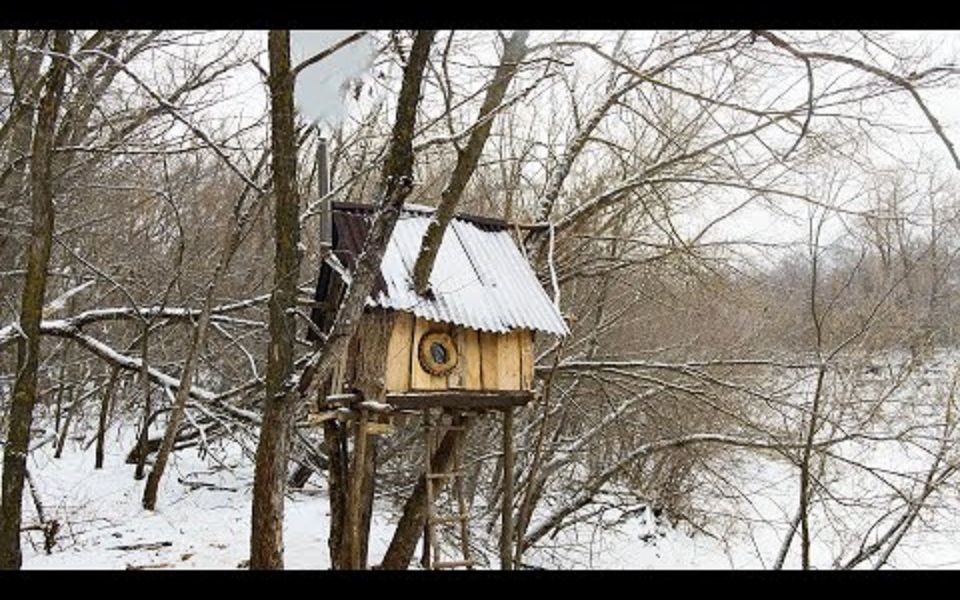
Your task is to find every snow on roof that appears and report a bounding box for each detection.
[323,203,569,336]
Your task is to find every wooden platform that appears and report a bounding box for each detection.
[319,390,534,412]
[384,391,534,411]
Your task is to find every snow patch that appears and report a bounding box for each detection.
[291,31,375,129]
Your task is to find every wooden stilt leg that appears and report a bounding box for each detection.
[324,419,348,569]
[347,408,369,569]
[421,409,435,569]
[500,407,515,570]
[453,413,473,569]
[358,435,377,569]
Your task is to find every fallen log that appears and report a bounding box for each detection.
[110,541,173,551]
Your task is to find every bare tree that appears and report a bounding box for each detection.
[249,29,435,570]
[0,29,72,570]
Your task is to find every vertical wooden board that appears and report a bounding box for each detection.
[427,322,450,390]
[519,329,534,391]
[448,327,481,390]
[385,312,413,392]
[344,332,360,392]
[449,327,466,390]
[354,311,394,401]
[335,333,358,395]
[410,317,432,390]
[411,317,448,390]
[498,331,522,390]
[329,352,346,398]
[462,328,483,390]
[480,330,500,391]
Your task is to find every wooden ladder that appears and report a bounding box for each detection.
[421,409,476,570]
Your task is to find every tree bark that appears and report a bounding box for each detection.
[133,328,151,480]
[141,284,219,508]
[0,30,71,571]
[95,367,120,469]
[53,380,79,459]
[249,30,302,570]
[357,437,377,569]
[324,419,349,569]
[248,28,434,571]
[345,409,369,569]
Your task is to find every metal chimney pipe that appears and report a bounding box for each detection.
[317,135,332,249]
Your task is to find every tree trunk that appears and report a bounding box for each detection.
[247,28,434,570]
[134,328,151,480]
[141,287,216,509]
[0,30,71,571]
[142,194,253,509]
[249,29,302,570]
[0,31,48,275]
[53,382,79,459]
[95,368,120,469]
[357,437,377,569]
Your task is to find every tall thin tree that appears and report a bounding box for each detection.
[0,30,72,570]
[249,30,302,570]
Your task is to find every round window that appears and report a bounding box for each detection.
[418,331,458,376]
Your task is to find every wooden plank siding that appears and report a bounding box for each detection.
[498,330,522,390]
[519,329,534,390]
[460,328,483,389]
[363,312,534,395]
[409,317,447,391]
[479,330,500,391]
[384,312,414,391]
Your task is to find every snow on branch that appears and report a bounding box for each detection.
[0,294,269,350]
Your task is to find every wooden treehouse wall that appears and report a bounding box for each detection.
[335,310,535,397]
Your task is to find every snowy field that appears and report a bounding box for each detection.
[10,353,960,570]
[13,429,731,570]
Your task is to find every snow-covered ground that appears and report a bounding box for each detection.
[17,430,397,570]
[10,352,960,569]
[13,428,731,570]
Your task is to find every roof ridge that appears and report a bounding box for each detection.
[330,200,513,230]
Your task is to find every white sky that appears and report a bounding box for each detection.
[201,31,960,264]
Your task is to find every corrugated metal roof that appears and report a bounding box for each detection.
[316,203,568,336]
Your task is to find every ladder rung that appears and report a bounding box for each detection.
[426,471,462,479]
[433,559,476,569]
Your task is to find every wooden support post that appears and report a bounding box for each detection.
[347,408,370,569]
[358,433,377,569]
[499,407,515,570]
[421,409,435,569]
[324,418,348,569]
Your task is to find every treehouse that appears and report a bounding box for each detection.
[308,197,568,570]
[309,201,569,411]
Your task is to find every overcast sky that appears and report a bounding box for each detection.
[206,31,960,265]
